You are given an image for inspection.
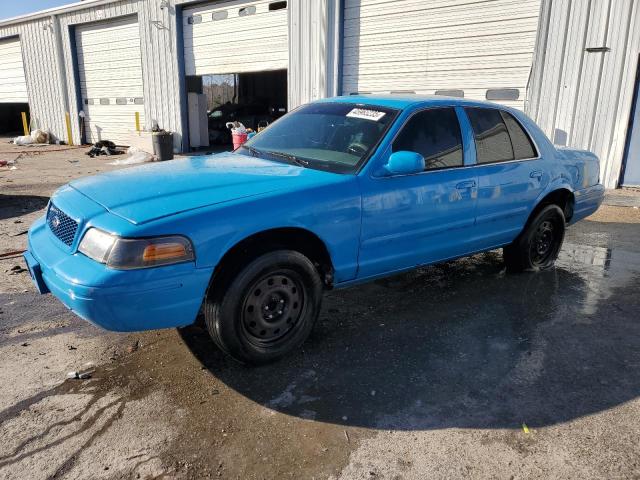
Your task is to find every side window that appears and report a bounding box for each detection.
[501,111,537,159]
[392,108,463,170]
[465,108,514,164]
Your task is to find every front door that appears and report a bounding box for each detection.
[358,107,478,279]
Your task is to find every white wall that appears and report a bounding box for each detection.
[527,0,640,188]
[288,0,341,109]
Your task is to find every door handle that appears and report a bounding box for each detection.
[456,180,476,190]
[530,170,543,179]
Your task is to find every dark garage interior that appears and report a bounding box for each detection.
[0,103,29,135]
[185,69,287,151]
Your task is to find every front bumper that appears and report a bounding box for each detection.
[26,216,213,332]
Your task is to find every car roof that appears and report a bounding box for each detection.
[316,94,508,111]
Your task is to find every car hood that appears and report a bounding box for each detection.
[69,152,342,225]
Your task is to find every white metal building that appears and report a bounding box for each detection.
[0,0,638,188]
[528,0,640,188]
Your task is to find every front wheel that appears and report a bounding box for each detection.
[204,250,323,364]
[503,204,566,272]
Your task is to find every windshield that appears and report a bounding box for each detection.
[238,102,399,173]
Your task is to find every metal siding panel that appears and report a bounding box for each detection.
[590,1,631,163]
[528,0,640,188]
[570,0,611,149]
[288,0,341,108]
[342,0,541,110]
[603,0,640,186]
[553,1,591,146]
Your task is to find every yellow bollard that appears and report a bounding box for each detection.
[21,112,29,136]
[65,112,73,146]
[135,112,140,134]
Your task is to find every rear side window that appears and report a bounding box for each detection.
[502,111,537,159]
[392,107,463,170]
[465,108,513,164]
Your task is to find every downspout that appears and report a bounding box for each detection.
[51,13,73,143]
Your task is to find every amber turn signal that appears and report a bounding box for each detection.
[143,242,188,262]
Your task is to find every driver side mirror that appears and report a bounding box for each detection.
[384,151,425,175]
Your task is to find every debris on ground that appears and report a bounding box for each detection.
[108,146,154,165]
[1,157,18,168]
[86,140,124,158]
[0,250,26,259]
[127,340,140,353]
[9,265,27,275]
[13,129,50,146]
[67,362,95,380]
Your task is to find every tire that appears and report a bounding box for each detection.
[503,204,566,273]
[204,250,323,365]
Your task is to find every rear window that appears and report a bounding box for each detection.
[465,108,537,163]
[465,108,513,164]
[502,111,537,159]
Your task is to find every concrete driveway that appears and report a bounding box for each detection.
[1,142,639,479]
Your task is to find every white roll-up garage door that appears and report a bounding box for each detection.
[0,37,28,103]
[342,0,541,110]
[183,0,288,76]
[75,16,145,145]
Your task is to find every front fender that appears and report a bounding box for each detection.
[182,179,363,283]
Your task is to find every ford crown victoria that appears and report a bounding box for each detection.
[25,95,604,364]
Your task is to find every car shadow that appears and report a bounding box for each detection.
[179,243,640,431]
[0,194,49,221]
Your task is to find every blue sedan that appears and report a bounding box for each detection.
[25,95,604,364]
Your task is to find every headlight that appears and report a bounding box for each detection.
[78,228,195,269]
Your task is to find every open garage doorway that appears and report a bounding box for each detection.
[186,69,287,151]
[0,103,29,136]
[0,36,30,137]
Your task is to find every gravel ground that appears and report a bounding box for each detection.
[1,142,639,479]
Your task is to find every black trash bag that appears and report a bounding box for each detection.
[86,140,122,158]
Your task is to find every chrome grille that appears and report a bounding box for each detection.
[47,203,78,246]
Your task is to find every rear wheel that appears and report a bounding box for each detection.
[205,250,323,364]
[504,204,566,272]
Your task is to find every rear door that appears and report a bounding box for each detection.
[358,107,478,278]
[464,107,547,249]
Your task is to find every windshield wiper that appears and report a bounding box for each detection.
[243,145,262,157]
[265,150,309,167]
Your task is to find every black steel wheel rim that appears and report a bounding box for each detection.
[240,271,305,346]
[530,220,555,266]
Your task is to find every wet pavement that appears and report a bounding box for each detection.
[1,148,639,478]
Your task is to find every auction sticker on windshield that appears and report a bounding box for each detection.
[346,108,387,122]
